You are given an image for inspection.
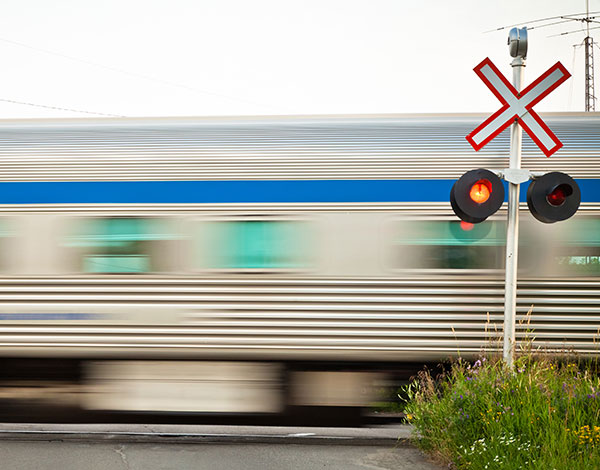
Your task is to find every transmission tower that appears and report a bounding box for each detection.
[584,36,596,110]
[490,1,600,111]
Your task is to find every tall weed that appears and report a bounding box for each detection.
[404,355,600,469]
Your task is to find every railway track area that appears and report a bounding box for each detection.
[0,379,406,427]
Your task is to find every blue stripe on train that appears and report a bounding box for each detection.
[0,179,597,204]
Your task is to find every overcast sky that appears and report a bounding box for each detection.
[0,0,597,119]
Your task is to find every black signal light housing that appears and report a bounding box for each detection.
[527,171,580,223]
[450,169,505,224]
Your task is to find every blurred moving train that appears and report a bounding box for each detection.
[0,113,598,416]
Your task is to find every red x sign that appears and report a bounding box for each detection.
[466,58,571,157]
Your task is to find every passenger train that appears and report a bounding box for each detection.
[0,113,598,416]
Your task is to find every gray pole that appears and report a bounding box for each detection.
[503,29,527,366]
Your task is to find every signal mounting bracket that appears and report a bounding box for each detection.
[501,168,531,184]
[498,169,548,184]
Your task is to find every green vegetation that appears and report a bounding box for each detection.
[403,354,600,469]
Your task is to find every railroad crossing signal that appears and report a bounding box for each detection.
[450,169,504,223]
[526,172,581,223]
[450,168,581,224]
[453,51,578,225]
[453,27,579,367]
[466,58,571,157]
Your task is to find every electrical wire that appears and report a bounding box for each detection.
[0,36,295,114]
[484,10,600,32]
[526,18,584,31]
[568,44,578,110]
[549,24,600,37]
[0,98,126,117]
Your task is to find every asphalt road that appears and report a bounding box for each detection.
[0,441,442,470]
[0,423,444,469]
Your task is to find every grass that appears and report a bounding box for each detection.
[403,353,600,469]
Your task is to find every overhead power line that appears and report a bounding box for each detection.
[0,37,294,114]
[0,98,126,117]
[526,18,588,31]
[549,24,600,37]
[484,10,600,32]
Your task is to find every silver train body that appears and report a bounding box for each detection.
[0,113,598,413]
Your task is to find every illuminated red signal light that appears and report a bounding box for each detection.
[450,169,504,224]
[469,179,492,204]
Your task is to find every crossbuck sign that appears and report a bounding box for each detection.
[466,57,571,157]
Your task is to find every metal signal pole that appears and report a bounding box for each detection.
[503,28,527,367]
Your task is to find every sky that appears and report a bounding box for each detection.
[0,0,597,119]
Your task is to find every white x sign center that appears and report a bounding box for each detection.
[466,58,571,157]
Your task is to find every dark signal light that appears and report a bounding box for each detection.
[450,169,504,224]
[546,184,571,207]
[527,172,580,223]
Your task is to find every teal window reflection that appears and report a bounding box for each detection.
[202,220,310,270]
[399,220,506,269]
[554,219,600,275]
[66,218,172,273]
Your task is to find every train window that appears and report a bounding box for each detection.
[396,220,506,270]
[65,218,174,273]
[553,219,600,276]
[198,219,311,270]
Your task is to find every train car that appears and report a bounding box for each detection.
[0,113,597,416]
